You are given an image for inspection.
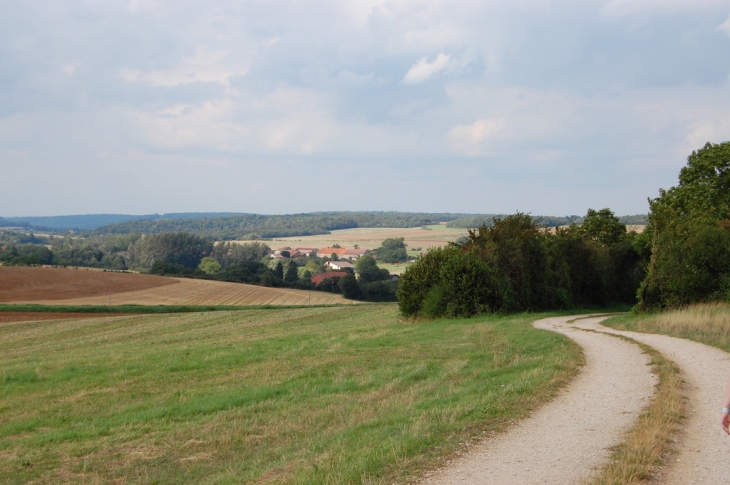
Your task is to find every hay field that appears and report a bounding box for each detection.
[1,267,351,306]
[266,224,469,251]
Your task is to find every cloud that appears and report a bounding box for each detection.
[120,48,248,87]
[448,118,505,156]
[402,53,452,84]
[717,17,730,38]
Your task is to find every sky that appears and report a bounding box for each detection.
[2,0,730,217]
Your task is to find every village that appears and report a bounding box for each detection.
[269,245,401,287]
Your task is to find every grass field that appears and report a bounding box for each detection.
[602,302,730,353]
[0,305,581,484]
[1,267,351,306]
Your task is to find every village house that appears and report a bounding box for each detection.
[310,272,348,286]
[325,261,355,271]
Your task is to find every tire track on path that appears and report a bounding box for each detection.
[574,317,730,484]
[420,315,656,485]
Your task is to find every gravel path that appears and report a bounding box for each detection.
[573,317,730,484]
[420,315,656,485]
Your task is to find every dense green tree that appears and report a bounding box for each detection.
[638,142,730,310]
[581,209,627,246]
[198,257,222,275]
[374,237,408,263]
[338,274,362,299]
[129,233,212,270]
[355,255,391,283]
[284,261,299,282]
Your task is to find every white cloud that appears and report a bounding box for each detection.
[120,48,248,87]
[448,118,505,155]
[128,99,249,149]
[717,17,730,38]
[402,53,452,84]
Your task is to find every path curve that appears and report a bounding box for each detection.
[573,318,730,484]
[421,315,656,485]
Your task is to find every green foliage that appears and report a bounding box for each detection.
[198,257,221,275]
[638,142,730,311]
[211,241,271,268]
[284,261,299,282]
[374,237,408,263]
[0,244,54,265]
[581,208,627,246]
[400,211,644,318]
[129,233,212,270]
[355,255,391,284]
[338,274,362,299]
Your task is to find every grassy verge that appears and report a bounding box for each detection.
[602,302,730,353]
[582,336,684,485]
[0,305,581,484]
[0,303,348,314]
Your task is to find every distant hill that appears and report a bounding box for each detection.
[0,213,247,231]
[1,211,649,238]
[445,214,648,229]
[92,212,479,240]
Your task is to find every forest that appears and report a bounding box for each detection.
[90,212,478,240]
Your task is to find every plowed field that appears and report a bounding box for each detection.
[0,266,352,306]
[0,266,174,302]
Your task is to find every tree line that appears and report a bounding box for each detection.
[398,209,644,318]
[399,141,730,318]
[91,212,479,240]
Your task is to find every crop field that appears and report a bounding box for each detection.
[0,306,580,484]
[265,224,469,251]
[0,267,174,302]
[1,267,351,307]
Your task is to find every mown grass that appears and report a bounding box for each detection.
[582,337,684,485]
[603,302,730,353]
[0,305,580,484]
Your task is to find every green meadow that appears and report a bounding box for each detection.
[0,305,580,484]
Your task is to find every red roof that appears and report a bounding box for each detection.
[311,272,348,285]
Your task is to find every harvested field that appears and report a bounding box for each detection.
[0,312,127,323]
[0,266,173,302]
[264,224,469,251]
[1,267,352,306]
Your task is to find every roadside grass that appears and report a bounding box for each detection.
[0,305,581,484]
[602,302,730,353]
[582,336,684,485]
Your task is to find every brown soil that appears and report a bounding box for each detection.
[1,266,353,306]
[0,312,128,323]
[0,266,175,302]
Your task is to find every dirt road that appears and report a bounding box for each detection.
[421,315,656,484]
[574,318,730,484]
[421,314,730,484]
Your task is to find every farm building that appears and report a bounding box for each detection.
[325,261,355,271]
[311,272,348,286]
